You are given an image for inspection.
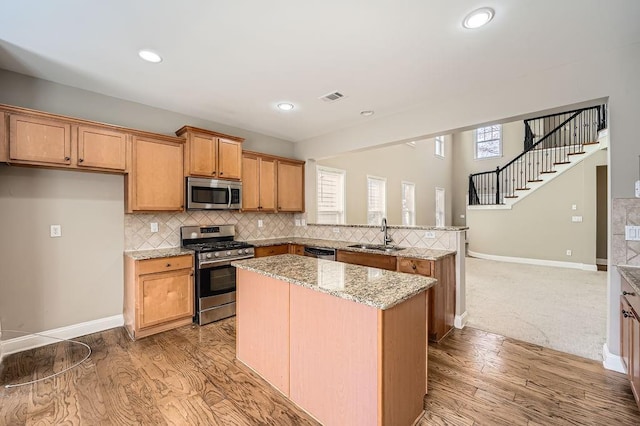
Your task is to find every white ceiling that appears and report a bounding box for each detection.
[0,1,639,142]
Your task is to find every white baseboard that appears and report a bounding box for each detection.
[1,314,124,356]
[602,343,626,373]
[468,250,598,271]
[454,311,468,329]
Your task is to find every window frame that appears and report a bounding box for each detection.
[367,175,387,225]
[316,165,346,225]
[434,135,445,158]
[401,181,416,226]
[474,124,503,160]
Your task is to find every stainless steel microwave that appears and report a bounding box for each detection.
[186,177,242,210]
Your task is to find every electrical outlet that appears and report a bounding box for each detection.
[571,204,577,210]
[571,216,583,223]
[459,214,465,219]
[425,231,436,239]
[258,220,264,228]
[50,225,62,238]
[295,219,301,226]
[301,219,306,226]
[625,225,640,241]
[566,249,572,256]
[150,222,159,233]
[333,228,340,233]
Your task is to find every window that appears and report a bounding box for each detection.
[435,187,445,227]
[402,182,415,226]
[316,166,345,224]
[367,176,386,225]
[434,135,445,158]
[475,124,502,159]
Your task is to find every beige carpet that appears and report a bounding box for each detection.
[465,256,607,361]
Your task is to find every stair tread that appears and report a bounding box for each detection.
[504,196,519,198]
[515,188,530,191]
[567,151,586,155]
[583,141,599,145]
[528,179,543,182]
[554,161,571,165]
[540,170,557,174]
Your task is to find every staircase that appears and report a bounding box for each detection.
[468,105,607,208]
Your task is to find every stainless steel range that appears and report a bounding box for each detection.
[181,225,254,325]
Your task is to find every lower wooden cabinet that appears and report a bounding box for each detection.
[254,244,290,258]
[620,277,640,408]
[397,254,456,342]
[124,254,194,340]
[289,244,305,256]
[336,250,397,271]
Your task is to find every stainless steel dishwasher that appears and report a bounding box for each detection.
[303,246,336,260]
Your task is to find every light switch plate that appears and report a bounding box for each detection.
[625,225,640,241]
[571,204,577,210]
[425,231,436,239]
[295,219,301,226]
[50,225,61,238]
[571,216,583,223]
[301,219,306,226]
[258,220,264,228]
[333,228,340,233]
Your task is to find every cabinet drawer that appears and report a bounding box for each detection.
[336,250,397,271]
[137,255,193,275]
[622,278,640,314]
[397,258,432,276]
[255,245,289,258]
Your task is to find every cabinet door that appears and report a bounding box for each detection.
[129,136,184,211]
[259,157,277,211]
[632,308,640,403]
[77,126,127,171]
[9,114,71,165]
[289,244,305,256]
[622,297,632,374]
[218,138,242,180]
[277,161,304,212]
[0,112,7,162]
[138,268,194,329]
[397,258,432,276]
[242,154,260,210]
[189,134,216,177]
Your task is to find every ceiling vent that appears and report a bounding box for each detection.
[319,91,345,102]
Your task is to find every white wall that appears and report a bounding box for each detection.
[0,166,124,332]
[316,136,453,226]
[295,43,640,358]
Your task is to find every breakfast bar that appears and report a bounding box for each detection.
[232,254,437,426]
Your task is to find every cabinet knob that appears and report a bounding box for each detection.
[212,171,216,175]
[219,172,223,175]
[166,263,171,267]
[411,264,417,270]
[78,158,84,163]
[64,157,70,161]
[623,291,635,296]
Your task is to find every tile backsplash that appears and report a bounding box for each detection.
[612,198,640,266]
[126,211,464,252]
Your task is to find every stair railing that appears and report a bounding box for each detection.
[469,104,605,206]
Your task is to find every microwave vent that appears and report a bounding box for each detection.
[319,91,346,102]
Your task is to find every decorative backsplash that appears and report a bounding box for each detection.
[126,211,464,252]
[612,198,640,266]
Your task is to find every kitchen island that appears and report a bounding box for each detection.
[232,254,437,426]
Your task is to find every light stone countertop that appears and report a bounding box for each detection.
[124,247,194,260]
[243,237,455,261]
[232,254,437,310]
[619,265,640,294]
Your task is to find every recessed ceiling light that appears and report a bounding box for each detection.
[462,7,494,29]
[360,110,374,117]
[138,49,162,63]
[277,103,294,111]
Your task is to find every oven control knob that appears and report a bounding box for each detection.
[226,251,231,256]
[214,252,220,258]
[206,253,212,259]
[238,250,243,255]
[244,249,250,254]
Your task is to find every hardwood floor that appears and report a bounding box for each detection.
[1,321,638,425]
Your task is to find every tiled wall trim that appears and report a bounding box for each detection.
[612,198,640,266]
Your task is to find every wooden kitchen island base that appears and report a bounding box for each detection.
[236,268,429,426]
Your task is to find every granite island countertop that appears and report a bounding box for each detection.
[124,247,194,260]
[232,254,437,310]
[619,265,640,294]
[243,237,455,261]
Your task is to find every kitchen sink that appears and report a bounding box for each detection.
[347,243,406,253]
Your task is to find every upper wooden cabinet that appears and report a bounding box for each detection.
[242,152,277,212]
[176,126,244,180]
[0,112,7,162]
[77,125,127,171]
[277,160,305,212]
[9,114,72,166]
[126,135,185,212]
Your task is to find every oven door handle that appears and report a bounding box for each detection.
[199,256,253,269]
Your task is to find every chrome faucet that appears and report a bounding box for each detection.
[381,217,393,246]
